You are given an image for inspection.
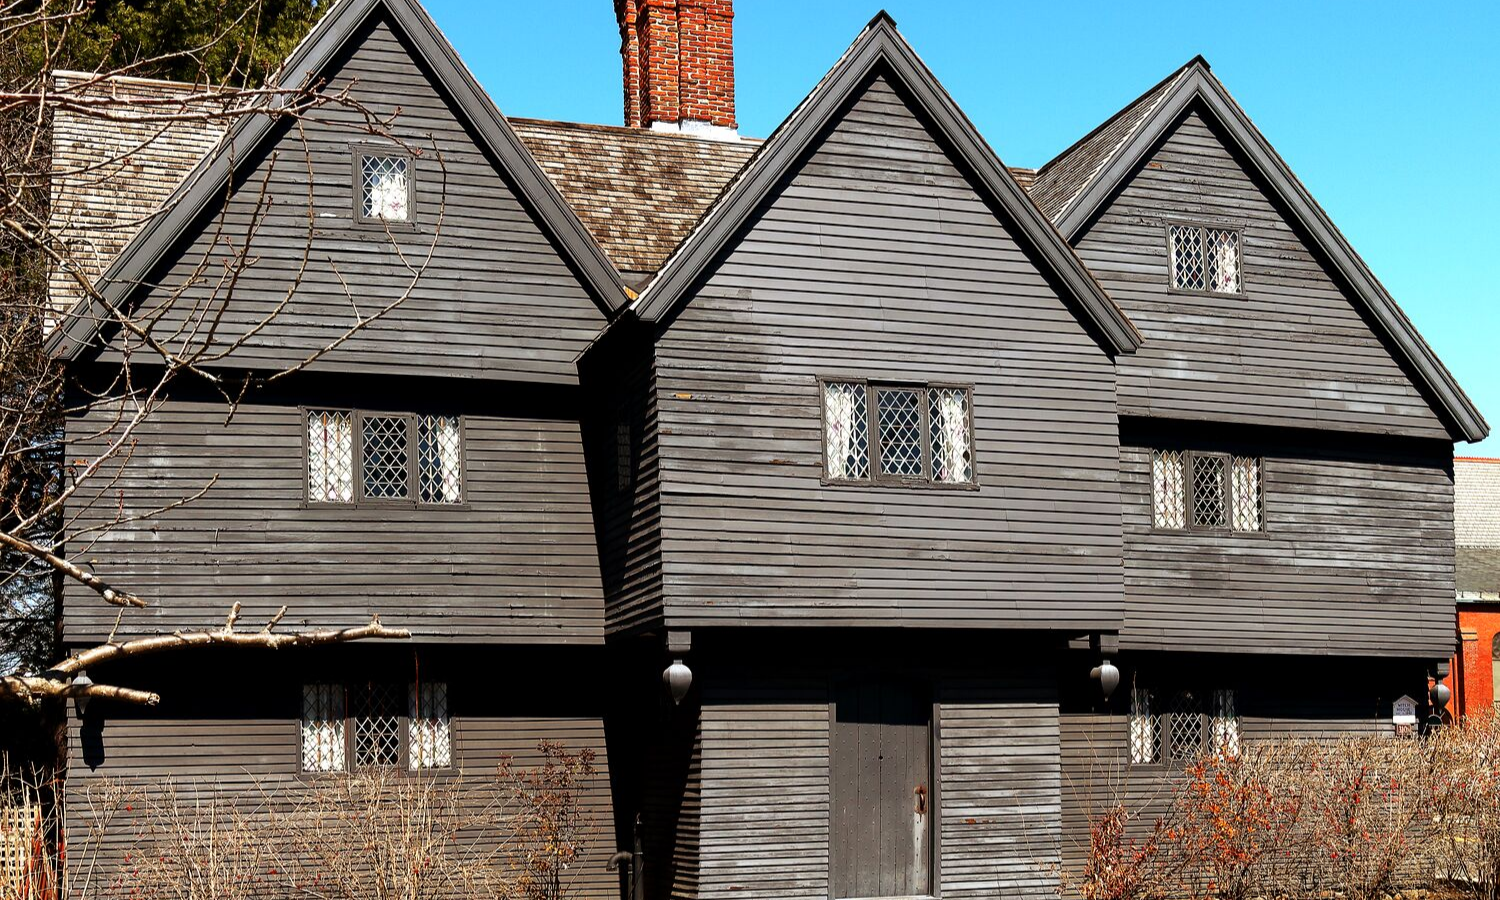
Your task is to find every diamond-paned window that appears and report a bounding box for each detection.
[307,410,354,503]
[361,154,410,222]
[1231,456,1262,532]
[1211,689,1240,757]
[876,388,924,477]
[1169,223,1242,294]
[823,382,870,480]
[1168,690,1204,761]
[362,415,410,500]
[1152,450,1185,529]
[417,415,462,504]
[1192,455,1228,528]
[300,684,346,773]
[928,388,973,484]
[408,682,452,770]
[352,682,402,769]
[1129,688,1159,765]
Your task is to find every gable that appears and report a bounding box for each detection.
[1074,104,1450,438]
[647,73,1125,631]
[632,15,1140,359]
[51,0,623,384]
[1044,62,1485,442]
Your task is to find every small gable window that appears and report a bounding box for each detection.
[1152,449,1262,532]
[822,379,974,486]
[306,409,463,505]
[359,152,411,223]
[1167,223,1241,295]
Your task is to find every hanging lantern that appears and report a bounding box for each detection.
[1090,660,1120,700]
[663,659,692,705]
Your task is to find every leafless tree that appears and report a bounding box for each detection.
[0,0,451,708]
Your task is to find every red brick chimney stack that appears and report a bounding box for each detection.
[616,0,738,140]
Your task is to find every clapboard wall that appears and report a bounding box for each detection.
[678,635,1064,900]
[63,645,620,899]
[1069,106,1449,440]
[62,372,605,644]
[1057,650,1425,883]
[646,73,1125,633]
[1119,419,1455,656]
[89,13,608,383]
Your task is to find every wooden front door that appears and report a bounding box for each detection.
[831,677,933,898]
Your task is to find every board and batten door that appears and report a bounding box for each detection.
[831,677,933,899]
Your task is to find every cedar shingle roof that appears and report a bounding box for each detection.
[1457,458,1500,599]
[1028,58,1199,224]
[510,118,759,277]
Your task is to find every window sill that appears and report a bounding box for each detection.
[822,476,980,491]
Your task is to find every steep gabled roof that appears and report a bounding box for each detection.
[1037,57,1488,443]
[47,0,628,361]
[630,12,1142,357]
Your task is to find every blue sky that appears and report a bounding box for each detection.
[425,0,1499,453]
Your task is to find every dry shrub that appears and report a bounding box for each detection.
[1430,713,1500,900]
[1,761,59,900]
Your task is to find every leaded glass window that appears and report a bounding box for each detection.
[1192,455,1227,528]
[361,415,410,500]
[409,682,452,770]
[822,380,972,485]
[928,387,972,484]
[1152,450,1263,532]
[1152,450,1185,529]
[1211,689,1240,757]
[351,682,402,769]
[417,415,462,504]
[1129,686,1240,765]
[1169,223,1242,294]
[301,684,346,772]
[361,154,410,222]
[307,410,354,503]
[876,388,924,478]
[1129,687,1159,764]
[823,382,870,480]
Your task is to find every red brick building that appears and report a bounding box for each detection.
[1453,458,1500,717]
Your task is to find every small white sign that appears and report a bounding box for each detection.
[1392,695,1418,725]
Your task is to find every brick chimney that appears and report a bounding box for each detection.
[616,0,738,140]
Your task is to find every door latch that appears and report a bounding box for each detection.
[914,784,927,816]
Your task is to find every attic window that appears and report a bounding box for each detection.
[306,410,463,505]
[359,153,411,222]
[1168,223,1241,294]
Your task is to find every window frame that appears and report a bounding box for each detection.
[817,376,978,490]
[351,142,418,229]
[300,407,467,509]
[1128,683,1241,768]
[299,680,454,775]
[1164,218,1248,299]
[1152,449,1266,535]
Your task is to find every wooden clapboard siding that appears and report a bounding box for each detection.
[649,73,1124,633]
[697,676,830,900]
[1071,107,1448,439]
[93,14,606,383]
[1057,651,1424,882]
[1119,422,1455,656]
[63,646,619,899]
[61,377,605,644]
[580,330,666,636]
[937,674,1062,900]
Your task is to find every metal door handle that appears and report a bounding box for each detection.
[914,784,927,815]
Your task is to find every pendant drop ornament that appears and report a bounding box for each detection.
[664,659,693,706]
[1090,660,1120,700]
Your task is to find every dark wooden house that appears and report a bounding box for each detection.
[46,0,1485,897]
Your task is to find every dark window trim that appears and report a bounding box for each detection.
[299,680,455,775]
[1152,448,1266,536]
[300,406,468,509]
[817,376,978,490]
[351,142,419,230]
[1163,218,1249,299]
